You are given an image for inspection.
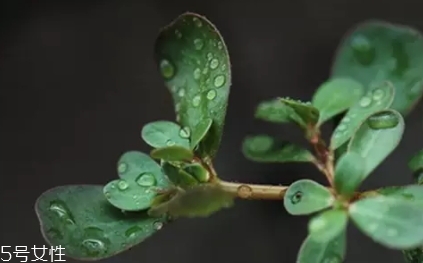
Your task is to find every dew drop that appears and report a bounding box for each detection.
[213,75,225,88]
[159,59,175,79]
[194,39,204,50]
[153,221,163,230]
[372,88,385,101]
[179,126,191,138]
[237,185,252,198]
[210,58,219,69]
[290,191,302,204]
[136,173,156,187]
[342,117,350,123]
[166,140,175,146]
[49,200,76,225]
[104,191,111,199]
[192,17,202,27]
[193,68,201,80]
[118,162,127,174]
[178,88,185,97]
[175,29,182,39]
[192,95,201,107]
[117,180,129,190]
[206,89,217,100]
[336,124,347,131]
[309,215,327,232]
[125,225,143,238]
[206,52,213,61]
[81,239,107,256]
[359,96,372,107]
[217,41,223,50]
[221,64,227,71]
[202,67,209,75]
[367,111,399,130]
[351,35,375,65]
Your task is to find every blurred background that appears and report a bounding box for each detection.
[1,0,423,262]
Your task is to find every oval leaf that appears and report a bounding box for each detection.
[330,81,395,149]
[242,135,315,163]
[183,163,210,183]
[141,120,190,149]
[334,151,366,197]
[283,179,334,215]
[308,209,349,243]
[349,195,423,249]
[255,98,293,123]
[297,231,346,263]
[280,98,320,128]
[347,109,404,178]
[35,185,167,261]
[190,118,213,149]
[104,151,170,211]
[150,145,194,162]
[155,12,231,158]
[162,162,199,188]
[331,21,423,115]
[312,78,364,124]
[148,184,234,218]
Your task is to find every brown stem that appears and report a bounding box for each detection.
[217,180,288,200]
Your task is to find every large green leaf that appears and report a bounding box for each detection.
[330,81,395,149]
[35,185,167,261]
[283,179,334,215]
[242,134,315,163]
[148,184,234,218]
[312,78,364,124]
[141,120,190,149]
[347,109,404,178]
[155,12,231,158]
[331,21,423,115]
[255,98,292,123]
[349,195,423,249]
[297,231,346,263]
[103,151,170,211]
[308,209,348,243]
[377,185,423,203]
[334,151,366,197]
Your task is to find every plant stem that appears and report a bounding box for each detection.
[217,180,288,200]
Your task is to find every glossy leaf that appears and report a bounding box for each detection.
[330,81,395,149]
[103,151,170,211]
[312,78,364,124]
[349,195,423,249]
[347,109,404,178]
[283,179,334,215]
[255,98,293,123]
[190,118,213,149]
[331,21,423,115]
[35,185,167,261]
[141,121,190,149]
[162,162,198,188]
[297,231,346,263]
[148,184,234,218]
[376,185,423,203]
[280,98,320,128]
[334,151,366,197]
[308,209,348,243]
[242,135,315,163]
[150,145,194,162]
[183,163,210,183]
[155,12,231,158]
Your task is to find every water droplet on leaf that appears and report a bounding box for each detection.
[210,58,219,69]
[178,88,185,97]
[153,221,163,230]
[192,95,201,107]
[49,200,75,225]
[213,75,225,88]
[367,111,399,129]
[179,127,191,138]
[117,180,129,190]
[118,162,127,174]
[81,239,107,256]
[206,52,213,61]
[194,39,204,50]
[192,17,202,27]
[337,124,347,131]
[206,89,217,100]
[175,29,182,39]
[372,88,385,100]
[193,68,201,80]
[159,59,175,79]
[351,35,375,65]
[125,225,143,238]
[359,96,372,107]
[166,140,175,146]
[136,173,156,187]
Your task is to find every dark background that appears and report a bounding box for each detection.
[1,0,423,262]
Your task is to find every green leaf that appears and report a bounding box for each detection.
[280,98,320,128]
[190,118,213,149]
[349,195,423,249]
[376,185,423,203]
[409,149,423,184]
[103,151,170,211]
[330,81,395,149]
[141,120,190,149]
[308,209,349,243]
[347,109,404,178]
[283,179,334,215]
[297,231,346,263]
[148,184,234,218]
[331,21,423,115]
[183,163,210,183]
[162,162,199,188]
[155,12,231,158]
[35,185,167,261]
[242,135,315,163]
[255,98,293,123]
[312,78,364,124]
[403,247,423,263]
[150,145,194,162]
[334,151,366,197]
